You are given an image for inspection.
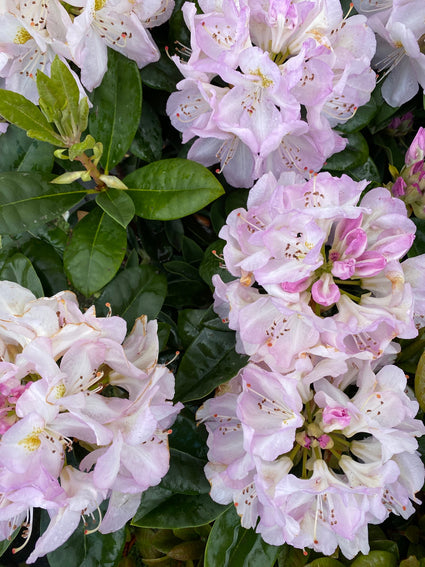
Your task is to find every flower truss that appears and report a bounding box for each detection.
[213,170,425,370]
[0,281,182,563]
[353,0,425,107]
[166,0,377,187]
[197,358,425,558]
[0,0,172,100]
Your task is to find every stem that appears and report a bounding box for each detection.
[75,152,105,189]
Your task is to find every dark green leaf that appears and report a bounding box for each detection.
[125,158,224,220]
[164,260,200,280]
[415,349,425,412]
[0,89,63,146]
[169,408,208,460]
[0,124,54,173]
[164,279,211,310]
[132,491,229,529]
[325,132,369,171]
[95,264,167,326]
[96,188,135,228]
[44,511,126,567]
[161,449,210,495]
[63,206,127,297]
[177,308,209,350]
[349,157,381,186]
[351,550,398,567]
[409,218,425,257]
[181,236,204,264]
[175,324,248,402]
[20,238,67,295]
[0,253,44,297]
[0,172,85,235]
[89,49,142,172]
[130,100,162,163]
[0,528,19,559]
[204,506,280,567]
[199,240,235,287]
[336,95,379,134]
[305,560,345,567]
[141,51,183,91]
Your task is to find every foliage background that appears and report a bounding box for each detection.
[0,0,425,565]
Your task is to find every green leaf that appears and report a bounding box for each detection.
[348,157,381,186]
[130,100,162,162]
[50,56,81,130]
[169,408,208,460]
[96,188,135,228]
[305,560,345,567]
[94,264,167,326]
[43,511,126,567]
[0,124,54,173]
[199,240,235,287]
[175,322,248,402]
[64,206,127,297]
[164,260,201,281]
[409,218,425,257]
[325,132,369,171]
[0,252,44,297]
[132,491,229,529]
[181,236,204,264]
[161,449,210,495]
[89,49,142,173]
[141,50,183,91]
[351,550,398,567]
[37,71,67,123]
[20,238,67,295]
[0,89,63,146]
[415,349,425,412]
[177,309,209,350]
[336,95,379,134]
[125,158,224,220]
[204,506,280,567]
[0,171,85,235]
[0,528,19,559]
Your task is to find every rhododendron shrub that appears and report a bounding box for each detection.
[0,0,424,565]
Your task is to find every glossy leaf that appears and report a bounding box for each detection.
[0,172,85,235]
[0,252,44,297]
[204,506,280,567]
[124,158,224,220]
[130,100,162,163]
[96,188,135,228]
[89,49,142,172]
[64,206,127,297]
[0,89,63,146]
[305,560,345,567]
[141,51,183,91]
[95,264,167,326]
[325,132,369,171]
[0,124,54,173]
[177,309,209,350]
[169,408,208,460]
[132,490,229,529]
[351,551,398,567]
[21,238,67,295]
[175,323,249,402]
[44,511,126,567]
[415,349,425,412]
[50,56,81,129]
[160,449,210,495]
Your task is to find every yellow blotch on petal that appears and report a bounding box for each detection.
[18,428,43,452]
[95,0,107,10]
[14,27,32,44]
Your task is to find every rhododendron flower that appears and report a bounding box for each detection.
[198,360,424,558]
[213,171,421,369]
[167,0,376,187]
[0,281,182,562]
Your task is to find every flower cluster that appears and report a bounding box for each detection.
[198,359,425,558]
[166,0,376,187]
[389,126,425,218]
[199,169,425,557]
[353,0,425,107]
[0,0,172,101]
[0,281,182,563]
